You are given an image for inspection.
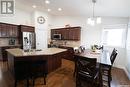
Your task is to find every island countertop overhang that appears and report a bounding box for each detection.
[6,48,67,57]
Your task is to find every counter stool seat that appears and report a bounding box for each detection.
[30,60,47,86]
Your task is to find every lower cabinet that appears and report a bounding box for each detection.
[59,46,74,61]
[1,46,21,61]
[1,47,9,61]
[48,53,62,72]
[0,48,2,61]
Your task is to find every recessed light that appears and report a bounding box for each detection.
[45,0,50,4]
[47,9,51,12]
[32,5,37,8]
[58,8,62,11]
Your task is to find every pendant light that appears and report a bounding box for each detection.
[87,0,101,26]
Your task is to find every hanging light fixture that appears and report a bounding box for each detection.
[87,0,101,26]
[45,0,50,4]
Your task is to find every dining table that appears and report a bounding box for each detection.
[74,49,112,87]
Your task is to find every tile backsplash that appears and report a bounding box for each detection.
[0,38,19,45]
[49,40,81,47]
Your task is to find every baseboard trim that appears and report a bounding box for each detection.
[113,65,125,69]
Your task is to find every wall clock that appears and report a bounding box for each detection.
[37,16,45,24]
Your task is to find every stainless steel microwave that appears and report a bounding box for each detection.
[53,34,61,40]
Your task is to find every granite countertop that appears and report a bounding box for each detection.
[0,44,21,47]
[48,43,80,48]
[59,45,75,48]
[6,48,67,57]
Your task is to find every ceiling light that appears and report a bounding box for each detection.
[58,8,62,11]
[96,17,101,24]
[45,0,50,4]
[87,0,101,26]
[32,5,37,8]
[87,18,95,26]
[47,9,51,12]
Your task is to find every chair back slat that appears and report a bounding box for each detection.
[76,55,97,78]
[110,48,118,65]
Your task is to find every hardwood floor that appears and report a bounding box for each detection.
[0,59,130,87]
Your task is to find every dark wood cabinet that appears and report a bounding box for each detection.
[51,26,81,41]
[0,23,8,37]
[58,46,74,61]
[0,23,19,38]
[62,29,69,40]
[1,46,21,61]
[1,47,9,61]
[68,28,80,40]
[48,53,62,72]
[9,25,19,37]
[19,25,35,32]
[0,23,35,38]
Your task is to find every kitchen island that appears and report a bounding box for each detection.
[6,48,67,76]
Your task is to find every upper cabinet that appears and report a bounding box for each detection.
[51,26,81,41]
[19,25,35,32]
[8,24,18,37]
[0,23,19,38]
[68,27,81,40]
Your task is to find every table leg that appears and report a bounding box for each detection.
[99,64,103,87]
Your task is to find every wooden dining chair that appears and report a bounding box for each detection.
[75,55,99,87]
[101,48,118,87]
[73,46,86,76]
[73,55,78,76]
[110,48,117,65]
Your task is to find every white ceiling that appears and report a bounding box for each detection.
[16,0,130,17]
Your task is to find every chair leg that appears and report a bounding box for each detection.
[76,80,81,87]
[76,75,82,87]
[108,76,111,87]
[99,68,103,87]
[14,80,17,87]
[76,75,78,87]
[7,61,9,70]
[73,61,77,77]
[26,79,29,87]
[44,77,46,85]
[44,74,47,85]
[108,78,111,87]
[32,78,35,87]
[91,80,95,87]
[73,70,76,77]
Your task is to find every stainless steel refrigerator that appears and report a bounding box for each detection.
[22,32,35,50]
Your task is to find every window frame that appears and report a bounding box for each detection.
[102,24,127,48]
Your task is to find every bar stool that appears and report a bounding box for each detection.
[30,60,47,86]
[14,60,31,87]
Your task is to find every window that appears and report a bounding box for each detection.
[102,25,127,48]
[126,25,130,49]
